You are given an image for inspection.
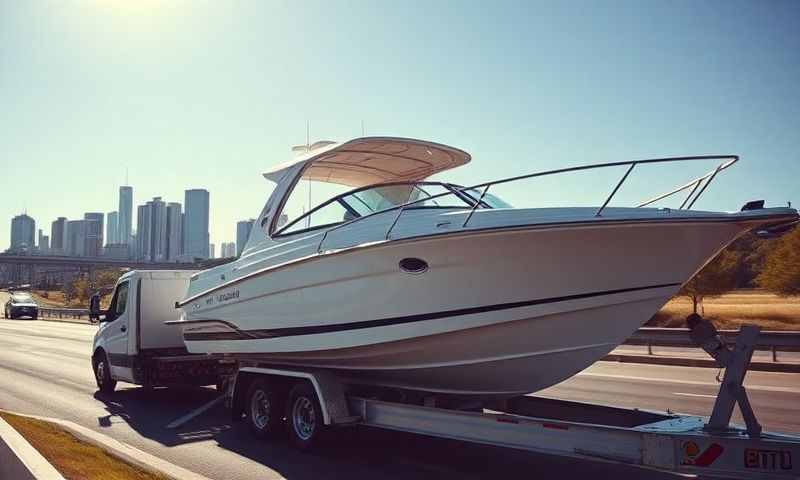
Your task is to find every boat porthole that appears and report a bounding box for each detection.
[399,257,428,274]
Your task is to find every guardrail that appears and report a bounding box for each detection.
[625,327,800,362]
[38,307,89,320]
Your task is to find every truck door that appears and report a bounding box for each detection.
[104,280,134,382]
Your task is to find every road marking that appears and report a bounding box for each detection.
[672,392,716,399]
[576,372,800,394]
[166,395,226,429]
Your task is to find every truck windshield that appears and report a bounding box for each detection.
[11,293,32,302]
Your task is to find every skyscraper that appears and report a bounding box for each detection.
[107,211,119,245]
[10,214,35,252]
[51,217,66,254]
[148,198,168,262]
[84,213,104,258]
[38,229,49,253]
[221,242,236,258]
[209,243,216,259]
[166,202,182,262]
[136,204,151,261]
[118,186,133,246]
[183,189,210,260]
[236,219,255,256]
[65,220,86,257]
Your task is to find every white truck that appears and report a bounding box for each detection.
[91,270,232,393]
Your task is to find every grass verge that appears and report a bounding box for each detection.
[647,291,800,331]
[0,412,168,480]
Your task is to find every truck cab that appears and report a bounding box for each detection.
[92,270,228,393]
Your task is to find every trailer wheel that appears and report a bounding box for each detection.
[93,353,116,394]
[246,379,282,439]
[286,382,325,451]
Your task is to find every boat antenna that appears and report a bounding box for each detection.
[306,121,311,228]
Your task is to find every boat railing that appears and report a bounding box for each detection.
[316,155,738,253]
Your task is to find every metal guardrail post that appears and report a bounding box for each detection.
[647,342,653,355]
[773,345,778,362]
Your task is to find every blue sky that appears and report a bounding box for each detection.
[1,0,798,251]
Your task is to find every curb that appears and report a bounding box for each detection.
[602,354,800,373]
[0,415,66,480]
[1,411,212,480]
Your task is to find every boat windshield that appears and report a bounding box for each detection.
[454,185,514,209]
[276,182,476,235]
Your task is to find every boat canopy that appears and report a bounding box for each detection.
[262,137,471,187]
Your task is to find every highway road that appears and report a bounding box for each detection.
[1,298,798,479]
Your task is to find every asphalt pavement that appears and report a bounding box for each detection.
[1,292,798,479]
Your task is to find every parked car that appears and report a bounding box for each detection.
[4,292,39,319]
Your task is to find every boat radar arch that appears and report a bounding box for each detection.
[262,136,471,188]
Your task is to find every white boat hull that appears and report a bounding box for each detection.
[180,217,754,395]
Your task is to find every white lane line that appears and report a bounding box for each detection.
[576,372,800,394]
[166,395,226,429]
[672,392,716,399]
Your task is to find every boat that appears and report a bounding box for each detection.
[174,137,797,397]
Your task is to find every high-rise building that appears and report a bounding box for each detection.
[107,211,119,245]
[65,220,86,257]
[183,189,210,260]
[136,204,151,261]
[148,198,168,262]
[10,214,36,253]
[220,242,236,258]
[166,202,182,262]
[135,197,180,262]
[37,229,49,254]
[118,186,133,246]
[84,213,104,258]
[209,243,215,259]
[236,219,255,256]
[51,217,66,254]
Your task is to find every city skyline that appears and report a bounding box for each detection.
[3,183,253,262]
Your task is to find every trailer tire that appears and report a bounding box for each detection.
[93,353,116,394]
[286,382,325,451]
[246,379,282,439]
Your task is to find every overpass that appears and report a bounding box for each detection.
[0,254,232,286]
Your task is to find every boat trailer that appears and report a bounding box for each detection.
[226,317,798,479]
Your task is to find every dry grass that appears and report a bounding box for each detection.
[31,291,113,309]
[0,412,168,480]
[648,291,800,331]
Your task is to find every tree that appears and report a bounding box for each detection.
[680,249,740,314]
[93,269,122,294]
[757,227,800,295]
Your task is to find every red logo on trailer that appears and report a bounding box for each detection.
[682,441,724,467]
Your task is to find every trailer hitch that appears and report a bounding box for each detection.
[687,314,762,437]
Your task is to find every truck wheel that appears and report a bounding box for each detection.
[94,354,117,394]
[286,382,325,451]
[246,379,282,439]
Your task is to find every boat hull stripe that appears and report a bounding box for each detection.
[182,282,681,341]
